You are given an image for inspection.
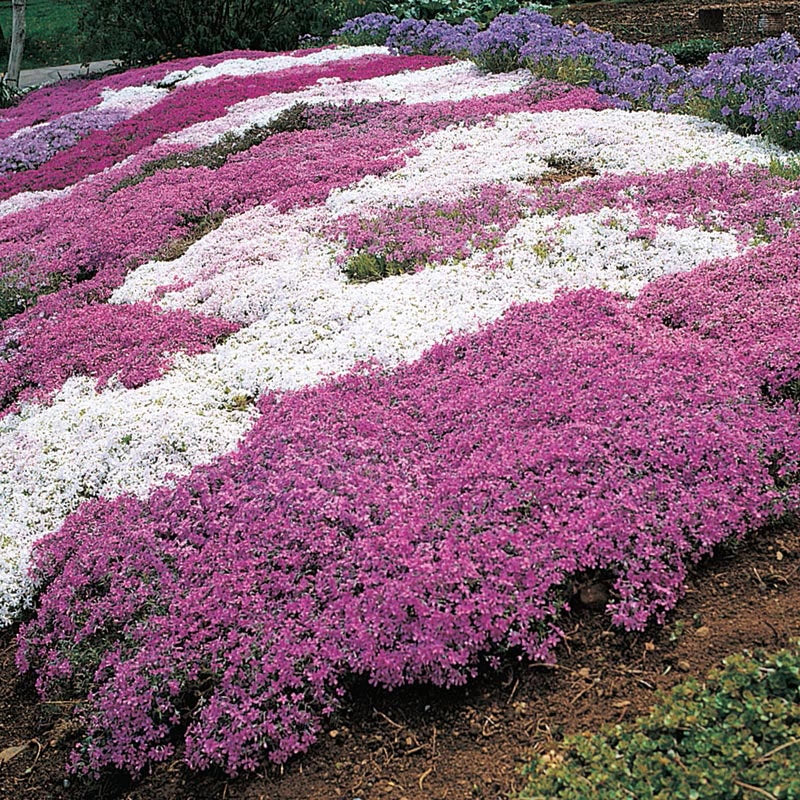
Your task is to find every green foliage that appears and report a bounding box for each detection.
[518,641,800,800]
[0,262,64,321]
[525,54,600,87]
[77,0,390,64]
[663,37,719,65]
[388,0,523,24]
[343,252,417,281]
[78,0,289,63]
[294,0,393,43]
[0,1,111,70]
[0,80,23,108]
[155,211,226,262]
[769,157,800,181]
[759,111,800,151]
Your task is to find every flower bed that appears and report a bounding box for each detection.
[2,36,800,780]
[335,10,800,148]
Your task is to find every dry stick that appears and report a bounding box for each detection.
[733,779,778,800]
[374,709,404,730]
[783,562,800,581]
[570,679,598,705]
[755,738,800,763]
[506,676,521,704]
[418,766,433,791]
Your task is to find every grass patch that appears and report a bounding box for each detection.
[0,262,65,321]
[0,1,111,70]
[343,251,417,282]
[769,157,800,181]
[155,211,226,262]
[109,103,322,194]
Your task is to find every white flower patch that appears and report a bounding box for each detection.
[327,108,785,218]
[111,206,333,326]
[0,186,74,218]
[0,370,257,623]
[158,45,390,88]
[165,62,534,148]
[0,98,788,623]
[95,83,170,112]
[495,209,739,296]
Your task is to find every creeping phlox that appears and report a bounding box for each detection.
[337,10,800,147]
[1,37,799,780]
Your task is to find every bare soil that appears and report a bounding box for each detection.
[2,520,799,800]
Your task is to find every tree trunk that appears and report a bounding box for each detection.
[6,0,26,89]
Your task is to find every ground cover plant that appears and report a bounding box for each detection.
[518,640,800,799]
[1,10,800,786]
[334,9,800,146]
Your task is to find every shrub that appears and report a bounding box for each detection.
[388,0,523,24]
[662,37,719,65]
[518,641,800,800]
[0,80,23,109]
[78,0,391,64]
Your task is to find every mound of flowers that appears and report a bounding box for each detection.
[1,35,800,779]
[335,9,800,147]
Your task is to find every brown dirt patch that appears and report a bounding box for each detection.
[2,520,799,800]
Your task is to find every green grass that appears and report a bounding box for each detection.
[0,0,111,70]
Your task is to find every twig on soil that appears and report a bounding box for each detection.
[783,563,800,581]
[374,709,404,730]
[569,679,598,705]
[506,677,520,705]
[733,779,778,799]
[755,738,799,763]
[763,619,781,644]
[418,766,433,790]
[27,739,41,768]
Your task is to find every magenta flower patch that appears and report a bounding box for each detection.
[18,290,800,776]
[2,34,799,785]
[0,302,237,416]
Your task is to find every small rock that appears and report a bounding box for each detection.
[329,729,339,738]
[677,659,691,672]
[777,551,784,561]
[645,642,655,652]
[694,625,711,638]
